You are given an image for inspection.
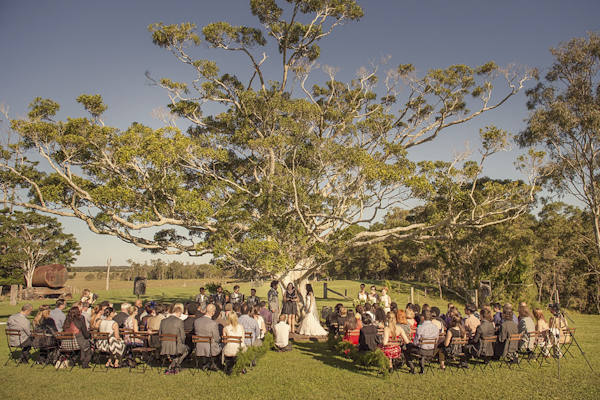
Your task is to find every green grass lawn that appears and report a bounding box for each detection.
[1,280,599,399]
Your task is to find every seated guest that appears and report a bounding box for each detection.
[492,303,502,326]
[430,307,445,334]
[113,303,131,328]
[124,306,143,347]
[518,306,536,352]
[326,303,343,333]
[50,299,66,331]
[273,314,293,352]
[239,303,261,346]
[337,307,348,332]
[193,304,221,370]
[358,313,379,352]
[98,307,125,368]
[404,309,438,374]
[252,305,266,339]
[466,307,495,362]
[342,311,360,346]
[533,307,551,357]
[159,304,189,374]
[405,307,417,338]
[63,306,92,368]
[222,311,246,374]
[364,302,375,321]
[496,303,519,359]
[463,303,480,339]
[412,303,422,325]
[390,302,398,315]
[247,289,260,307]
[259,301,272,329]
[32,305,58,364]
[141,303,156,331]
[7,304,33,363]
[184,303,199,334]
[90,301,110,330]
[374,307,386,329]
[443,313,468,369]
[380,312,409,370]
[80,302,91,328]
[396,309,411,339]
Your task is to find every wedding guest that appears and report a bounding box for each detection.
[193,304,221,371]
[80,289,97,306]
[368,286,379,304]
[533,307,551,357]
[364,302,375,321]
[381,312,409,370]
[7,304,33,363]
[222,311,246,374]
[443,313,469,369]
[239,303,261,346]
[343,311,360,346]
[98,307,125,368]
[405,309,438,374]
[274,314,293,352]
[282,283,299,331]
[396,309,411,338]
[63,306,92,368]
[159,304,189,374]
[247,289,260,307]
[212,286,227,305]
[358,284,368,302]
[141,303,156,331]
[252,305,266,339]
[380,287,391,313]
[374,307,386,329]
[114,303,131,328]
[230,285,244,305]
[32,305,58,364]
[464,303,481,338]
[124,305,142,347]
[496,303,519,359]
[268,280,280,324]
[405,307,417,338]
[412,303,422,325]
[493,303,503,326]
[195,287,209,311]
[50,299,66,331]
[259,301,272,328]
[466,307,495,361]
[358,313,379,352]
[518,306,536,352]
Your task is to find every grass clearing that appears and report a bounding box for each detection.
[1,279,599,399]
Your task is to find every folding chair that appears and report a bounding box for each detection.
[158,333,179,373]
[416,338,438,375]
[30,330,58,369]
[90,331,111,371]
[445,337,468,374]
[55,332,81,371]
[129,332,155,373]
[473,336,497,372]
[499,333,522,370]
[191,335,213,374]
[4,328,24,366]
[221,335,243,375]
[561,328,576,359]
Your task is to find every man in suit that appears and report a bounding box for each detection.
[7,304,33,363]
[195,287,208,311]
[113,302,131,328]
[229,285,244,305]
[268,280,280,324]
[247,289,260,308]
[159,304,189,374]
[193,304,221,371]
[466,307,495,361]
[212,286,227,305]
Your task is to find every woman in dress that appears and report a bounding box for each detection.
[443,313,468,369]
[342,311,361,346]
[222,311,246,374]
[396,309,411,339]
[252,305,266,339]
[380,287,391,313]
[405,307,417,339]
[124,305,143,347]
[32,305,58,364]
[374,307,386,329]
[357,284,368,302]
[298,284,328,336]
[98,307,125,368]
[282,283,299,331]
[90,302,108,330]
[380,312,409,370]
[533,307,551,357]
[368,286,379,304]
[62,306,92,368]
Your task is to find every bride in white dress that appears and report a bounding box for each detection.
[298,284,328,336]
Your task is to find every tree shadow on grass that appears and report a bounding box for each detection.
[292,341,381,377]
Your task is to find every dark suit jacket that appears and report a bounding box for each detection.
[113,312,128,328]
[193,315,221,356]
[470,320,495,357]
[358,325,380,352]
[159,315,187,356]
[497,320,519,357]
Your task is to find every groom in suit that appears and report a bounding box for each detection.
[193,304,221,371]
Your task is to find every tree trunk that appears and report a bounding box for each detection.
[106,258,111,291]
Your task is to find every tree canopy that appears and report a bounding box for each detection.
[1,1,539,285]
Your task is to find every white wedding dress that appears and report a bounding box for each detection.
[299,293,328,336]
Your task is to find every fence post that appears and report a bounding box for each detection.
[410,287,414,304]
[10,285,18,306]
[323,282,328,299]
[475,289,479,308]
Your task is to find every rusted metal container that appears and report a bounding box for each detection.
[31,264,68,288]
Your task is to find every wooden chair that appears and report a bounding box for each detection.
[4,328,24,366]
[473,336,497,372]
[191,335,213,374]
[90,331,111,371]
[29,330,58,369]
[221,335,243,374]
[499,333,522,369]
[55,332,80,371]
[417,338,439,375]
[158,333,179,372]
[446,337,469,374]
[129,332,155,373]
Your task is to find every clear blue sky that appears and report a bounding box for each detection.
[1,0,598,266]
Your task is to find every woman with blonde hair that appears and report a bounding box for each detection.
[90,301,109,330]
[533,307,551,357]
[380,287,391,313]
[222,311,246,374]
[124,305,142,346]
[405,307,417,339]
[380,312,409,370]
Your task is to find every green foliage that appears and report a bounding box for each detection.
[231,332,275,375]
